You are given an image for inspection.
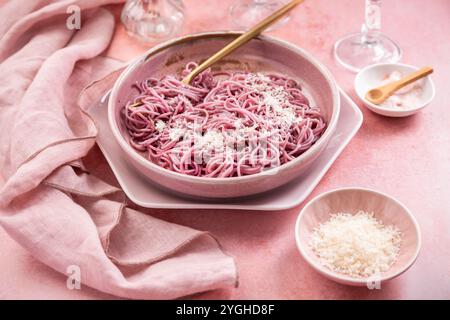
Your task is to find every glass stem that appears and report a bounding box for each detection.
[361,0,382,44]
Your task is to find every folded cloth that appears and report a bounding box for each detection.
[0,0,237,299]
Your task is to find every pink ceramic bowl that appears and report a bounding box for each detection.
[295,187,421,286]
[108,32,340,199]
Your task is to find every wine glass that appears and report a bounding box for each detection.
[121,0,185,43]
[229,0,291,31]
[333,0,401,72]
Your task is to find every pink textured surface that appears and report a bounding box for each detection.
[1,0,449,299]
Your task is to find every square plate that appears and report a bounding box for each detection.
[88,88,362,211]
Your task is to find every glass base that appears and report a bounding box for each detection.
[121,0,185,43]
[333,33,402,73]
[229,0,290,31]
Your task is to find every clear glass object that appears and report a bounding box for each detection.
[121,0,185,43]
[229,0,291,31]
[333,0,401,72]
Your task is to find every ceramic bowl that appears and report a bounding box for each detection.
[355,63,435,117]
[108,32,340,199]
[295,187,421,286]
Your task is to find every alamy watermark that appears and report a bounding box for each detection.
[66,5,81,30]
[66,265,81,290]
[366,273,382,290]
[152,119,289,176]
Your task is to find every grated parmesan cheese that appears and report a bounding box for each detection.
[195,130,225,150]
[155,120,166,132]
[250,75,303,129]
[166,73,308,151]
[310,211,402,278]
[169,126,185,140]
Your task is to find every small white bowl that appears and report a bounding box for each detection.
[295,187,421,286]
[354,63,435,117]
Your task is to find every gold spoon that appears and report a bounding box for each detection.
[365,66,433,105]
[129,0,304,108]
[181,0,304,85]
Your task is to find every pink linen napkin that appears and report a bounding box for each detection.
[0,0,237,299]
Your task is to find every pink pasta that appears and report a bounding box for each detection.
[122,62,326,178]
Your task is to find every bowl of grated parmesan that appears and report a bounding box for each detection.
[295,187,421,286]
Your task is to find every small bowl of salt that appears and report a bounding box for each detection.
[355,63,435,117]
[295,187,421,286]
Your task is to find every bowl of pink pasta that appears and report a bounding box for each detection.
[108,32,340,198]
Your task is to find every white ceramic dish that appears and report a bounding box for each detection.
[355,63,435,117]
[295,187,421,286]
[87,88,362,211]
